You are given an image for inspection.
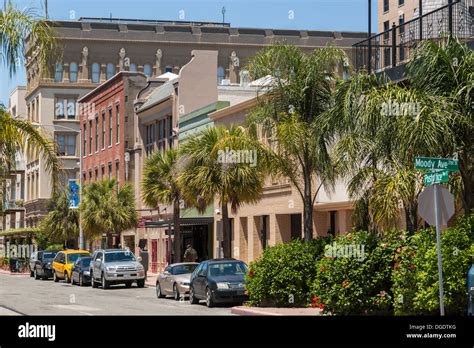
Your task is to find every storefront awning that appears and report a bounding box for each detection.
[144,217,213,228]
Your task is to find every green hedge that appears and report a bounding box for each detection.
[392,215,474,315]
[245,238,331,307]
[310,231,400,315]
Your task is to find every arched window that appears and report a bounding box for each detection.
[129,63,137,72]
[91,63,100,83]
[217,66,225,85]
[106,63,116,80]
[54,63,63,82]
[143,64,152,77]
[69,62,78,82]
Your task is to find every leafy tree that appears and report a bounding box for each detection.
[141,149,183,262]
[81,179,138,248]
[246,44,347,241]
[179,125,266,258]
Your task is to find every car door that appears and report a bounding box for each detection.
[195,263,208,298]
[93,252,103,279]
[162,266,172,293]
[35,252,43,273]
[52,252,63,277]
[29,252,37,271]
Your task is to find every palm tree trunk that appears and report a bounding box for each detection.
[173,199,181,263]
[404,202,418,235]
[303,169,313,242]
[459,154,473,215]
[222,201,231,258]
[106,232,113,249]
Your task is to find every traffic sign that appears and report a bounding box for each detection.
[415,157,459,171]
[423,170,449,185]
[418,185,455,226]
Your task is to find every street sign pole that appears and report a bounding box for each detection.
[434,184,445,316]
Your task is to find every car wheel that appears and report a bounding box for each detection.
[205,287,215,308]
[156,283,165,298]
[53,271,59,282]
[189,286,199,304]
[91,273,98,288]
[79,274,83,287]
[137,279,145,288]
[64,272,70,283]
[125,281,132,288]
[101,274,110,289]
[34,269,39,280]
[173,284,180,301]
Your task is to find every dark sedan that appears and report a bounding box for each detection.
[189,259,248,308]
[71,257,92,286]
[32,250,59,280]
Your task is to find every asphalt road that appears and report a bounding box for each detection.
[0,273,234,316]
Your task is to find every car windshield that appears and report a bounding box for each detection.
[209,262,248,277]
[104,251,136,262]
[66,253,89,263]
[172,264,197,275]
[43,252,57,260]
[80,258,91,267]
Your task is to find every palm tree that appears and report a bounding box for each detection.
[329,69,459,233]
[81,179,138,248]
[0,3,60,76]
[246,44,347,241]
[179,125,266,258]
[141,149,184,263]
[39,190,79,247]
[0,3,60,203]
[407,36,474,214]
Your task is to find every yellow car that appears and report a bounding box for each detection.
[52,250,90,283]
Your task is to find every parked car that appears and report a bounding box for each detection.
[52,250,90,283]
[189,259,248,307]
[28,251,38,277]
[71,256,92,286]
[156,262,198,300]
[32,250,59,280]
[90,249,145,289]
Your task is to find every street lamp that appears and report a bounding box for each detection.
[32,122,84,250]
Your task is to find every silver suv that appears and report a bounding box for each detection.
[90,249,145,289]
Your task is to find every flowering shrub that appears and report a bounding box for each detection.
[245,238,331,307]
[310,231,400,315]
[392,214,474,315]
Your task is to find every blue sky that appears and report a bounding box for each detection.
[0,0,378,104]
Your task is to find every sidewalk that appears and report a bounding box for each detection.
[145,272,158,287]
[0,269,29,276]
[231,306,323,316]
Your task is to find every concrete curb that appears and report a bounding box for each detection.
[231,306,323,316]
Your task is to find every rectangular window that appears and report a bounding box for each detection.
[399,0,404,5]
[54,98,76,119]
[383,21,390,40]
[83,122,87,156]
[101,165,105,180]
[108,162,112,179]
[95,168,98,182]
[101,112,105,150]
[89,170,92,182]
[95,114,99,152]
[109,108,113,146]
[383,0,389,12]
[116,104,120,144]
[55,134,76,156]
[89,120,93,155]
[116,161,120,184]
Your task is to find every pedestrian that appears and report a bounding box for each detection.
[139,246,149,280]
[183,243,198,262]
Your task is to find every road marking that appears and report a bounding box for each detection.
[51,304,101,315]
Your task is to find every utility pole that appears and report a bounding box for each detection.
[368,0,372,73]
[44,0,48,19]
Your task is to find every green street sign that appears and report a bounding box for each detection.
[424,170,449,185]
[415,157,459,171]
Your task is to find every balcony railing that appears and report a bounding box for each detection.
[2,200,25,212]
[353,0,473,73]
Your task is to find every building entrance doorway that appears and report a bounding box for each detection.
[181,224,210,262]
